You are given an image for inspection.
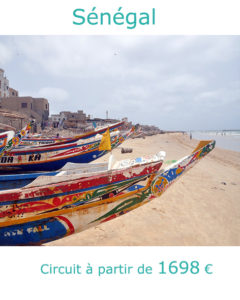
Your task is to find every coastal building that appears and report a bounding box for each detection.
[0,68,10,98]
[50,110,89,129]
[0,96,49,125]
[0,69,19,98]
[86,117,120,127]
[0,109,29,132]
[50,113,65,128]
[61,110,87,123]
[49,110,122,131]
[8,87,19,97]
[0,68,49,130]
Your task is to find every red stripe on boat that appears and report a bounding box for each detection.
[57,216,75,234]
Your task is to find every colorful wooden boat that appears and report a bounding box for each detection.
[0,128,133,173]
[0,140,215,246]
[20,121,125,146]
[0,162,108,191]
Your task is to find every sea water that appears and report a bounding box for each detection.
[191,130,240,152]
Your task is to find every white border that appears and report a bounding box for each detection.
[0,0,239,298]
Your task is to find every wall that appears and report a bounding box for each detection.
[0,96,49,124]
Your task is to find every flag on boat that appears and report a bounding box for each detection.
[99,128,111,151]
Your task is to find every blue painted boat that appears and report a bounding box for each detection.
[0,128,133,174]
[0,171,59,190]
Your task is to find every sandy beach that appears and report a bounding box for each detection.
[47,133,240,246]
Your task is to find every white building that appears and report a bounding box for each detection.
[0,68,10,98]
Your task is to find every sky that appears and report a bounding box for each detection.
[0,35,239,131]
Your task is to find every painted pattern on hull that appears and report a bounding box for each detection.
[0,129,132,173]
[0,121,34,158]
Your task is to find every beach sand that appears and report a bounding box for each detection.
[47,133,240,246]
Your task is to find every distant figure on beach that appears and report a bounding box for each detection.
[190,132,192,140]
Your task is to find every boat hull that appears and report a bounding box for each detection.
[0,160,163,245]
[21,121,125,146]
[0,129,131,173]
[0,171,59,191]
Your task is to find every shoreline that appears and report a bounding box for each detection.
[191,131,240,152]
[47,133,240,246]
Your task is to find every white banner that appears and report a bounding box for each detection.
[0,247,239,299]
[0,0,239,34]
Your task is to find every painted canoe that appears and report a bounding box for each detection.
[0,151,165,245]
[0,140,215,246]
[0,161,109,191]
[20,121,125,146]
[0,128,133,173]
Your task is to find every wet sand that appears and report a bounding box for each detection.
[47,133,240,246]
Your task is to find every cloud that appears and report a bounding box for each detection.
[20,87,69,114]
[0,42,13,65]
[11,36,127,79]
[36,87,69,102]
[0,35,239,130]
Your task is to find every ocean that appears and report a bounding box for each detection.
[191,130,240,152]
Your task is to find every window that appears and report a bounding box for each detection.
[21,103,27,108]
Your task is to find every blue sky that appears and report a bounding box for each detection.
[0,35,239,130]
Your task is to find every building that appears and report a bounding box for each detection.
[61,110,87,122]
[0,96,49,124]
[0,68,10,98]
[0,96,49,132]
[50,110,88,129]
[9,87,19,97]
[0,68,19,98]
[0,109,29,132]
[0,68,50,130]
[86,117,120,128]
